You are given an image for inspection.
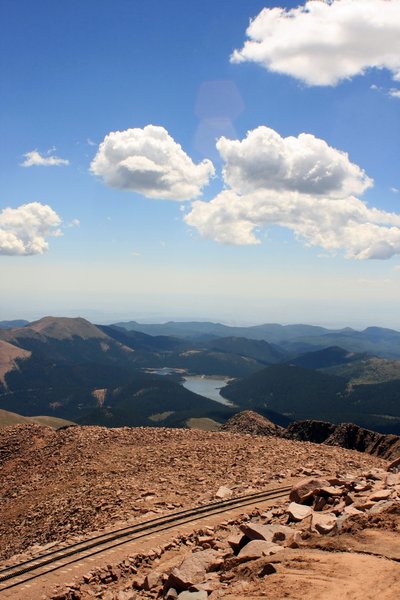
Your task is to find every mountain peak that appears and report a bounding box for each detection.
[27,316,108,340]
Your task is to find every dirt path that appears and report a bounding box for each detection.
[223,549,400,600]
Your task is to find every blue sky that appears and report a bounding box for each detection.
[1,0,400,327]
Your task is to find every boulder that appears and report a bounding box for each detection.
[311,512,337,534]
[168,550,223,591]
[369,500,396,515]
[240,522,293,544]
[368,489,392,502]
[237,540,283,562]
[287,502,313,522]
[318,486,345,497]
[144,570,161,590]
[289,478,330,504]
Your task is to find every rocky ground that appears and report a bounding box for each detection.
[0,423,387,563]
[48,460,400,600]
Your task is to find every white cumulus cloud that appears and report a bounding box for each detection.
[185,125,400,260]
[231,0,400,86]
[90,125,215,201]
[217,126,372,197]
[21,150,69,167]
[0,202,62,255]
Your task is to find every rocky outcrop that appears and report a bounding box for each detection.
[284,420,336,443]
[324,422,400,460]
[285,419,400,461]
[220,410,283,436]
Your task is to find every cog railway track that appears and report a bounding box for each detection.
[0,484,291,592]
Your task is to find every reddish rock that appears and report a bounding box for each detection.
[144,570,161,590]
[313,496,327,511]
[311,512,337,534]
[237,540,283,562]
[287,502,313,522]
[215,486,233,500]
[387,456,400,472]
[168,549,223,591]
[285,531,303,549]
[289,478,330,504]
[227,533,246,552]
[240,522,293,543]
[368,489,392,502]
[318,486,345,497]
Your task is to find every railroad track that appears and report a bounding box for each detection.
[0,484,291,592]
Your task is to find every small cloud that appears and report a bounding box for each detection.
[66,218,80,228]
[86,138,96,146]
[391,187,399,193]
[160,241,166,247]
[371,84,400,100]
[132,251,141,257]
[0,202,62,255]
[21,150,69,167]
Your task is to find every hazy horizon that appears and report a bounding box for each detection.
[1,308,400,333]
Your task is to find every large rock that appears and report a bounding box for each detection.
[240,522,293,544]
[289,478,330,504]
[311,512,337,534]
[167,550,223,591]
[368,489,392,502]
[215,486,233,500]
[237,540,283,562]
[287,502,313,522]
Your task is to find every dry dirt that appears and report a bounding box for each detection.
[0,423,386,562]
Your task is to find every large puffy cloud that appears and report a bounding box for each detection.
[0,202,62,255]
[185,126,400,260]
[90,125,215,201]
[217,127,372,197]
[21,150,69,167]
[186,190,400,259]
[231,0,400,86]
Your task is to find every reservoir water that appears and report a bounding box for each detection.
[144,368,232,406]
[181,376,232,406]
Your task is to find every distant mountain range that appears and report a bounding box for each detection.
[0,316,399,434]
[113,320,400,359]
[0,320,29,329]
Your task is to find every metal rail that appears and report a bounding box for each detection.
[0,485,291,592]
